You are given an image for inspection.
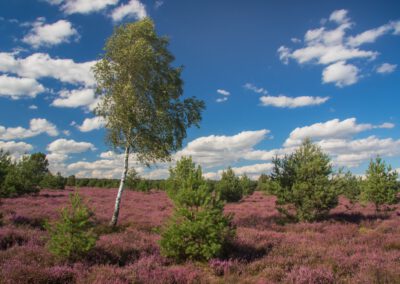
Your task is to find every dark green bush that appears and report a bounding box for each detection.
[0,151,49,197]
[135,180,150,192]
[125,168,139,190]
[216,167,243,202]
[166,156,203,198]
[46,192,97,261]
[66,175,76,187]
[160,157,234,262]
[0,150,12,190]
[332,169,362,209]
[40,172,66,189]
[239,174,257,196]
[2,159,39,197]
[271,139,339,222]
[361,157,398,212]
[257,173,281,194]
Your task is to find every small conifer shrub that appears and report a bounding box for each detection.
[160,157,235,262]
[46,192,97,261]
[362,157,398,212]
[217,167,243,202]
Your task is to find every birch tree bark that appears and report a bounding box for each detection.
[110,145,130,227]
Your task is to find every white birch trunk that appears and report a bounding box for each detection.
[110,145,130,227]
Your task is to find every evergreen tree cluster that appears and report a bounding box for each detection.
[0,150,65,197]
[257,139,399,220]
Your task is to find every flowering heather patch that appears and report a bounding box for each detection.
[0,188,399,283]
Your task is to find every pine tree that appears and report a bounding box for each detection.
[160,157,234,262]
[362,157,398,212]
[46,192,97,261]
[217,167,243,202]
[272,139,338,221]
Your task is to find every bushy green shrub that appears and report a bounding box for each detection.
[160,157,234,262]
[217,167,243,202]
[0,151,49,197]
[271,139,339,222]
[2,158,39,197]
[332,169,362,209]
[361,157,398,212]
[166,156,203,198]
[66,175,76,187]
[40,172,66,189]
[257,173,280,194]
[239,174,257,196]
[0,150,16,197]
[46,192,97,261]
[125,168,140,190]
[0,150,12,189]
[25,153,49,185]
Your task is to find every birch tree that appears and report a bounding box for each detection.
[93,18,205,227]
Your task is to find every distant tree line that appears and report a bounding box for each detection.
[0,149,169,197]
[66,173,167,192]
[0,148,258,198]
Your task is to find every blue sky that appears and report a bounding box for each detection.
[0,0,399,179]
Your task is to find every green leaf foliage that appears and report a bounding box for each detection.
[257,173,280,194]
[239,173,257,196]
[125,168,140,190]
[166,156,203,198]
[0,150,13,197]
[271,139,339,222]
[46,192,97,261]
[66,175,76,187]
[160,157,235,262]
[216,167,243,202]
[40,172,66,190]
[0,152,49,197]
[362,157,399,211]
[93,18,205,165]
[331,169,362,209]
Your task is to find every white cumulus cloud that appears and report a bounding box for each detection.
[347,24,393,47]
[0,140,33,159]
[111,0,147,22]
[376,63,397,74]
[0,75,45,99]
[0,118,58,140]
[176,130,270,168]
[22,18,78,48]
[243,83,268,95]
[47,138,95,154]
[0,52,96,87]
[329,9,350,24]
[322,61,359,87]
[216,97,228,103]
[77,117,106,132]
[277,9,400,87]
[46,0,119,15]
[260,95,329,108]
[284,117,394,147]
[217,89,230,96]
[51,88,100,111]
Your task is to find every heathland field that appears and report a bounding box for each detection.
[1,187,399,283]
